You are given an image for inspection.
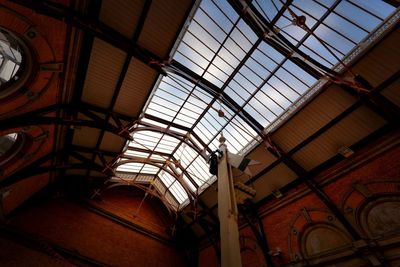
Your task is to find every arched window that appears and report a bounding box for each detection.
[0,28,32,99]
[0,132,25,166]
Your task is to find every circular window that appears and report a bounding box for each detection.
[0,132,25,166]
[0,28,33,99]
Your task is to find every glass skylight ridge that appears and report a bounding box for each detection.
[115,0,397,211]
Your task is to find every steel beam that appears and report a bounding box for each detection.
[71,145,120,157]
[82,0,154,183]
[69,151,114,176]
[265,138,389,266]
[11,0,167,75]
[132,126,207,158]
[126,146,172,159]
[248,70,400,187]
[0,148,107,188]
[266,138,363,240]
[0,104,133,140]
[141,114,212,153]
[342,71,400,123]
[82,102,134,122]
[59,0,102,183]
[168,60,265,136]
[227,0,335,79]
[174,163,220,223]
[0,163,104,188]
[239,202,275,267]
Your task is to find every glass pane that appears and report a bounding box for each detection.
[114,0,397,211]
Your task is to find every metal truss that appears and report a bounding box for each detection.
[0,103,134,140]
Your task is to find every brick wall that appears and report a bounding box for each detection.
[0,0,68,215]
[199,131,400,266]
[8,198,188,267]
[89,187,174,237]
[0,235,72,267]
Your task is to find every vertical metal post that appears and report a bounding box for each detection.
[218,135,242,267]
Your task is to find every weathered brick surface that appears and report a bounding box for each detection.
[198,245,219,267]
[0,235,72,267]
[0,1,67,215]
[323,145,400,206]
[9,198,188,267]
[199,135,400,266]
[90,187,174,237]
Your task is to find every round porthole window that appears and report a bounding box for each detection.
[0,132,25,166]
[0,28,33,99]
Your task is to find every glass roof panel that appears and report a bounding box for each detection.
[183,174,197,192]
[124,150,150,158]
[139,117,168,128]
[116,0,398,210]
[116,162,159,175]
[153,177,167,194]
[165,191,179,210]
[111,173,155,184]
[271,0,395,69]
[169,181,189,204]
[253,0,283,22]
[159,170,175,187]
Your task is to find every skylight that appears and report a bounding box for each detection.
[115,0,397,211]
[0,29,22,85]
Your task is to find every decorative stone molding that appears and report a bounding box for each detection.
[0,5,60,116]
[286,208,368,267]
[342,180,400,240]
[0,126,47,178]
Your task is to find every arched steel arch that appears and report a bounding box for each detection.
[115,159,196,204]
[129,126,207,160]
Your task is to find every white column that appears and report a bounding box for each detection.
[218,135,242,267]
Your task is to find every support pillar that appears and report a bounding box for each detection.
[218,135,242,267]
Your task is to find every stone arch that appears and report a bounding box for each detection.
[341,180,400,239]
[300,223,352,258]
[0,126,47,177]
[359,196,400,239]
[288,208,355,263]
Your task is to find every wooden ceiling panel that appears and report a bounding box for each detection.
[81,38,126,108]
[138,0,193,58]
[99,131,126,153]
[113,59,158,117]
[292,106,386,171]
[252,163,297,202]
[247,142,284,175]
[72,127,101,148]
[381,78,400,107]
[352,28,399,87]
[272,85,356,152]
[100,0,144,38]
